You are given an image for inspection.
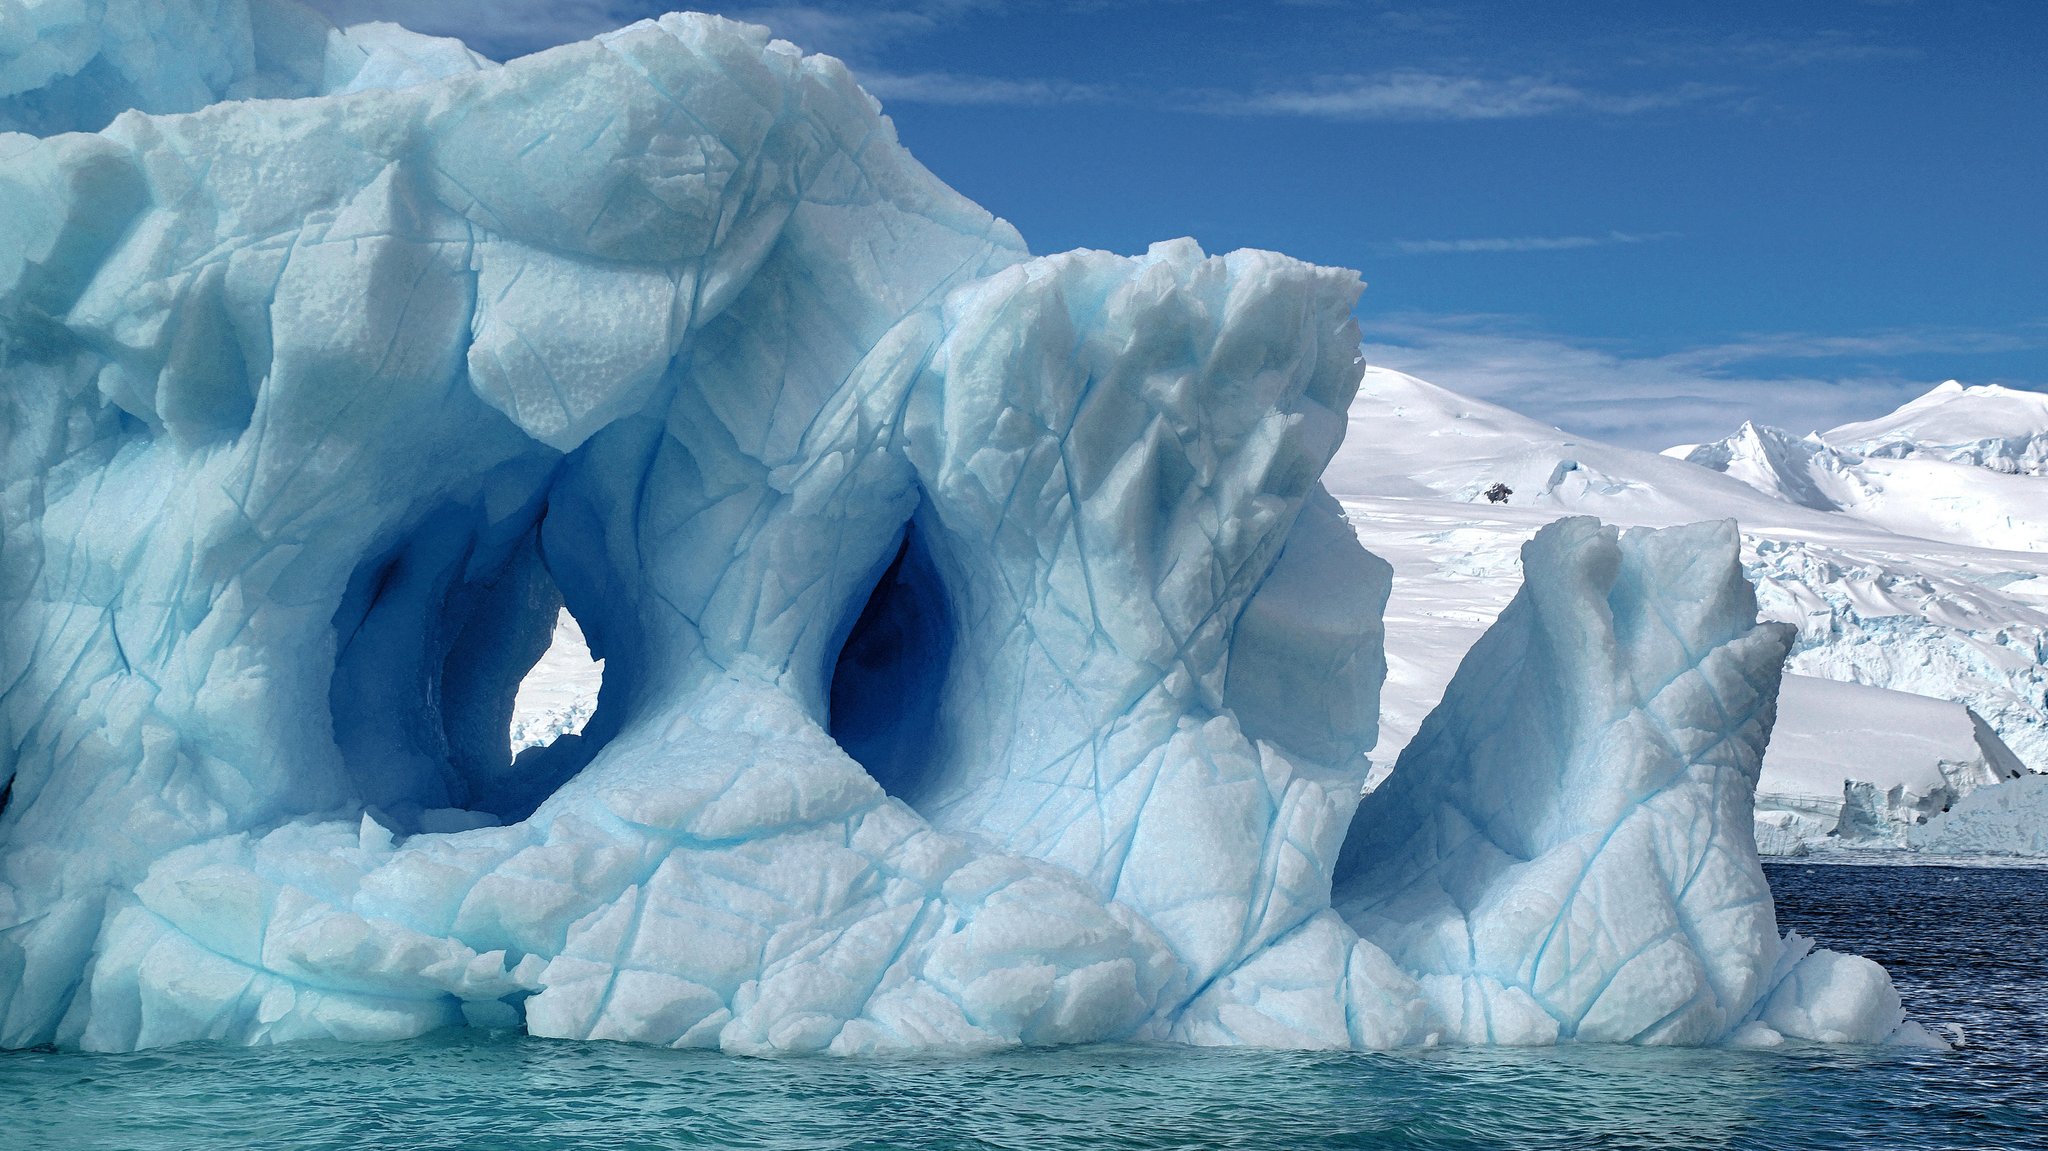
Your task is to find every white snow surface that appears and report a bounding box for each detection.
[1671,418,2048,556]
[0,6,1918,1054]
[1745,672,1986,800]
[509,611,602,755]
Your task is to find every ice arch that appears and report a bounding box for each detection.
[0,6,1919,1052]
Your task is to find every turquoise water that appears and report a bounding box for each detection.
[4,864,2042,1150]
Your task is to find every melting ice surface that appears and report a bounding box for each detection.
[0,2,1926,1053]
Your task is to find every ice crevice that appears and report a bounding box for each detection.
[0,4,1930,1054]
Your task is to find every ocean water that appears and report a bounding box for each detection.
[3,863,2042,1150]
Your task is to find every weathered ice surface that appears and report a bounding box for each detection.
[0,3,1917,1052]
[1334,520,1921,1046]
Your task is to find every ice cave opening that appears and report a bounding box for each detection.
[827,523,956,807]
[328,496,619,829]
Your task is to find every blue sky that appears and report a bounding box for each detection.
[312,0,2046,447]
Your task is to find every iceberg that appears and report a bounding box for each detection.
[1333,518,1911,1045]
[0,3,1919,1052]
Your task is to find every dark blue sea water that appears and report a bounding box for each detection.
[3,863,2043,1150]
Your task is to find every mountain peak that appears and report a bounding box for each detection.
[1827,381,2048,475]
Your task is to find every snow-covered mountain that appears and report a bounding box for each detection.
[1669,413,2048,553]
[1323,369,2048,858]
[1827,380,2048,476]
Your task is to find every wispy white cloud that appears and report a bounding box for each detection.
[861,70,1115,106]
[1383,231,1678,255]
[1217,70,1731,121]
[307,0,645,60]
[1360,313,2047,449]
[305,0,987,62]
[1658,327,2042,366]
[829,66,1734,117]
[308,5,1745,124]
[1629,29,1921,70]
[714,3,959,59]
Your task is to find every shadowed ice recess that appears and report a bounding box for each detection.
[0,1,1935,1053]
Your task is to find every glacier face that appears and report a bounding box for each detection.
[0,6,1914,1053]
